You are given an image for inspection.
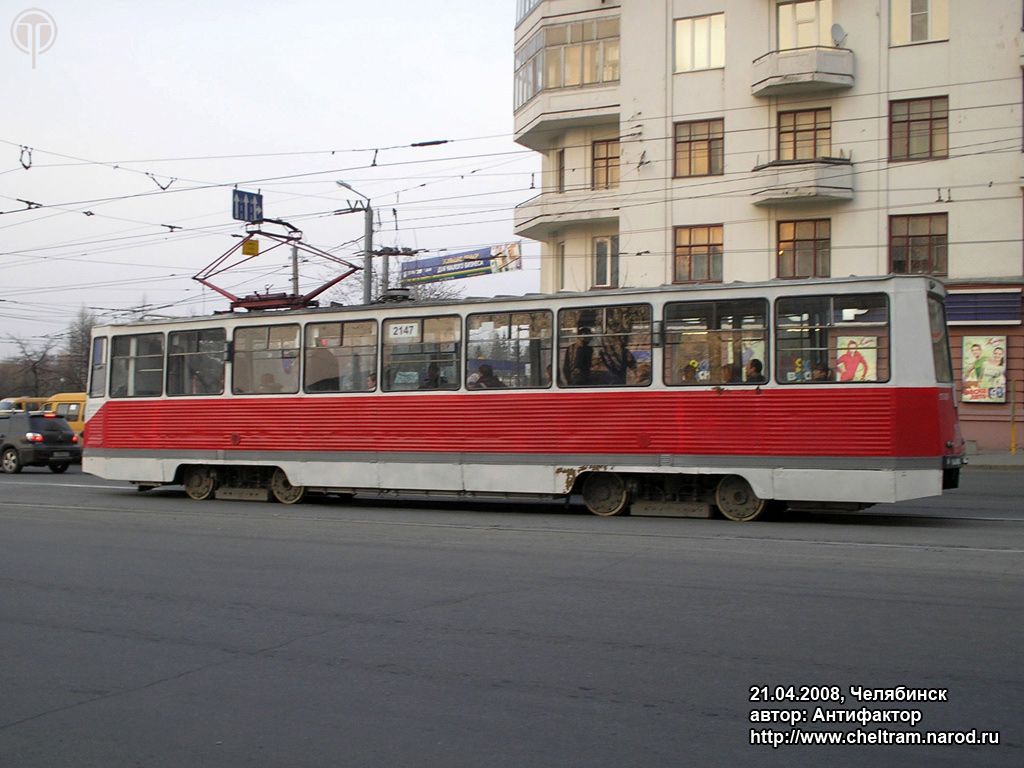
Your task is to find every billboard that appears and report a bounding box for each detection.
[962,335,1007,403]
[400,243,521,286]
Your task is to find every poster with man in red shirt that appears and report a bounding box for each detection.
[835,336,876,382]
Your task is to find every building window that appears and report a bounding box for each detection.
[778,219,831,278]
[889,213,948,275]
[674,13,725,72]
[674,225,723,283]
[555,148,566,192]
[592,139,620,189]
[516,0,542,25]
[890,97,948,161]
[555,241,567,290]
[514,17,620,110]
[594,235,619,288]
[777,0,833,50]
[674,119,724,177]
[779,109,831,161]
[891,0,949,45]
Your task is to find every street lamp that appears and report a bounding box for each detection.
[336,181,374,304]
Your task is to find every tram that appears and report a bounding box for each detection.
[82,275,965,521]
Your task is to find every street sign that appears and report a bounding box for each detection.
[232,189,263,222]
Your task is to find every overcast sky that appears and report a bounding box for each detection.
[1,1,538,358]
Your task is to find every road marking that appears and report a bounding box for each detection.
[1,481,127,490]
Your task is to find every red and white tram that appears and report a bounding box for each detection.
[82,275,964,521]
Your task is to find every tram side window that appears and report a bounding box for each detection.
[664,299,768,385]
[466,310,552,389]
[89,337,108,397]
[558,303,653,387]
[927,295,953,383]
[775,293,890,383]
[382,315,460,391]
[167,329,226,396]
[110,333,165,398]
[233,325,300,395]
[305,320,378,392]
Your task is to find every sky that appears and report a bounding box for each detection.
[0,1,539,359]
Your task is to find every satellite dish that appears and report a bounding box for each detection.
[831,23,847,47]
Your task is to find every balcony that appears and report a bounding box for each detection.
[514,85,620,151]
[751,158,854,206]
[751,46,854,97]
[514,187,620,240]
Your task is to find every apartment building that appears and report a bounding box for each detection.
[513,0,1024,450]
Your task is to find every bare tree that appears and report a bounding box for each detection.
[4,336,59,396]
[327,271,464,306]
[58,307,97,391]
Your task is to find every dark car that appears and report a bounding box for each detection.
[0,411,82,473]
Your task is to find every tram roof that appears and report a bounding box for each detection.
[93,274,946,332]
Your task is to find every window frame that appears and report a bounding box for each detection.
[110,332,165,399]
[303,319,379,394]
[89,336,108,398]
[777,219,831,279]
[890,0,949,46]
[166,328,227,397]
[591,138,620,190]
[663,299,770,386]
[557,303,654,388]
[776,0,833,51]
[889,213,948,276]
[674,13,726,73]
[889,96,948,162]
[231,323,301,396]
[778,108,831,162]
[774,293,892,384]
[465,310,554,391]
[592,235,620,289]
[381,314,462,392]
[673,225,724,284]
[674,119,724,178]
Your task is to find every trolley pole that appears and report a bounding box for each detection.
[291,242,299,297]
[362,203,374,305]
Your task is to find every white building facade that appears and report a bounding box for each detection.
[513,0,1024,450]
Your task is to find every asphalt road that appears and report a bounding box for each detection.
[0,468,1021,767]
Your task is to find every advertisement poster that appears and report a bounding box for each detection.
[835,336,877,382]
[400,243,522,285]
[962,336,1007,403]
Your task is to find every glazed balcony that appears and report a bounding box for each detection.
[751,158,854,206]
[751,46,854,97]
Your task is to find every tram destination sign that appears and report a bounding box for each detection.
[232,189,264,222]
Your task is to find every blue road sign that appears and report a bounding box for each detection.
[232,189,264,222]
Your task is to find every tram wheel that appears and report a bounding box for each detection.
[183,466,216,501]
[715,475,767,522]
[581,472,630,516]
[270,468,306,505]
